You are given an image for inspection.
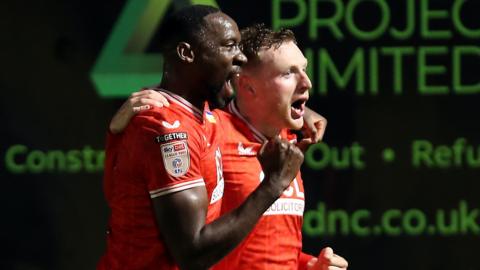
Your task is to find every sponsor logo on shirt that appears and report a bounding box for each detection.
[237,142,256,156]
[155,132,188,143]
[259,171,305,216]
[263,198,305,216]
[160,141,190,177]
[162,120,180,129]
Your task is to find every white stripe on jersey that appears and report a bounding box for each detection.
[149,178,205,198]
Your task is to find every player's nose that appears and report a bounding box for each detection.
[298,70,312,92]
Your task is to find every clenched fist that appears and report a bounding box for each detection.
[257,136,304,195]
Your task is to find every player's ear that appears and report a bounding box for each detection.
[176,42,195,63]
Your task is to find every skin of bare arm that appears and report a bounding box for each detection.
[109,89,170,134]
[151,136,304,270]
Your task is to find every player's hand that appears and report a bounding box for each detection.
[257,135,304,194]
[297,107,327,151]
[307,247,348,270]
[109,89,170,134]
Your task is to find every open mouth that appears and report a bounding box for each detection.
[222,74,236,97]
[222,71,240,98]
[291,97,307,119]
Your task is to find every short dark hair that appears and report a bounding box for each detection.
[240,23,296,65]
[159,5,220,54]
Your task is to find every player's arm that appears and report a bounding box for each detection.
[109,89,169,134]
[136,118,303,270]
[157,138,302,270]
[296,107,327,151]
[153,171,286,269]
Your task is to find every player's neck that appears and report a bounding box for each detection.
[235,99,280,139]
[160,73,205,111]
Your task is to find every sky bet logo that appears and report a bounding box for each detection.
[90,0,218,98]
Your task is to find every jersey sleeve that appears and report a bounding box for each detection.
[128,110,206,199]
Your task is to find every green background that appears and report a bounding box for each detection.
[1,0,479,269]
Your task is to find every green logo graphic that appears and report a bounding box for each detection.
[90,0,218,98]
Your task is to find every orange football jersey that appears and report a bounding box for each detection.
[212,101,311,270]
[98,90,224,270]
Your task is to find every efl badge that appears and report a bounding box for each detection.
[160,141,190,177]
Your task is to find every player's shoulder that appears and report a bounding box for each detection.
[140,105,190,121]
[214,108,236,128]
[134,105,197,127]
[128,106,202,141]
[214,110,256,148]
[212,108,230,119]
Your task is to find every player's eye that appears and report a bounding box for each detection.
[283,69,294,77]
[225,42,238,51]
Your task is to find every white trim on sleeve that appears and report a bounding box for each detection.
[149,178,205,198]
